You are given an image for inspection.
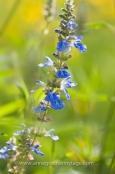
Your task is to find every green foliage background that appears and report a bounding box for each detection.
[0,0,115,173]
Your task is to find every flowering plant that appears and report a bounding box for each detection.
[0,0,87,173]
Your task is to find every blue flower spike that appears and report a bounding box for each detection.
[0,0,88,169]
[56,68,70,78]
[32,102,47,113]
[45,129,59,141]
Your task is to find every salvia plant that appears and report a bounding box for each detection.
[0,0,87,173]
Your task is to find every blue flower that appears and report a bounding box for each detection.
[0,142,16,153]
[38,56,56,70]
[26,143,44,156]
[74,42,87,53]
[66,19,78,30]
[44,90,60,102]
[60,76,77,100]
[56,38,72,53]
[13,123,30,136]
[63,89,70,100]
[51,99,65,110]
[56,68,70,78]
[56,36,87,54]
[32,102,47,113]
[44,129,59,141]
[0,146,8,153]
[44,90,64,110]
[0,142,16,159]
[13,130,23,136]
[0,153,9,159]
[73,36,87,52]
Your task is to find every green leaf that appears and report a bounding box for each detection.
[86,22,115,34]
[0,69,15,77]
[0,99,26,118]
[69,89,108,101]
[16,81,29,101]
[86,22,107,29]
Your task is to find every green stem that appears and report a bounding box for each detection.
[32,109,48,145]
[59,52,64,69]
[0,0,21,35]
[98,90,115,172]
[107,152,115,174]
[50,140,55,174]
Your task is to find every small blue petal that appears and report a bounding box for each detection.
[75,35,83,42]
[60,76,77,100]
[66,19,78,30]
[74,42,87,52]
[45,129,59,141]
[64,89,70,100]
[0,142,16,154]
[32,106,42,112]
[61,76,77,90]
[44,90,59,102]
[32,102,47,113]
[50,135,59,141]
[66,80,77,88]
[28,144,44,156]
[56,38,72,53]
[13,131,23,136]
[6,142,17,151]
[56,69,70,78]
[51,100,65,110]
[38,62,49,67]
[38,56,55,69]
[0,153,9,159]
[33,145,39,149]
[32,106,46,112]
[45,56,52,62]
[33,149,44,156]
[0,147,8,153]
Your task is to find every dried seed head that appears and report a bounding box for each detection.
[43,0,57,23]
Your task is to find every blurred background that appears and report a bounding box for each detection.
[0,0,115,173]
